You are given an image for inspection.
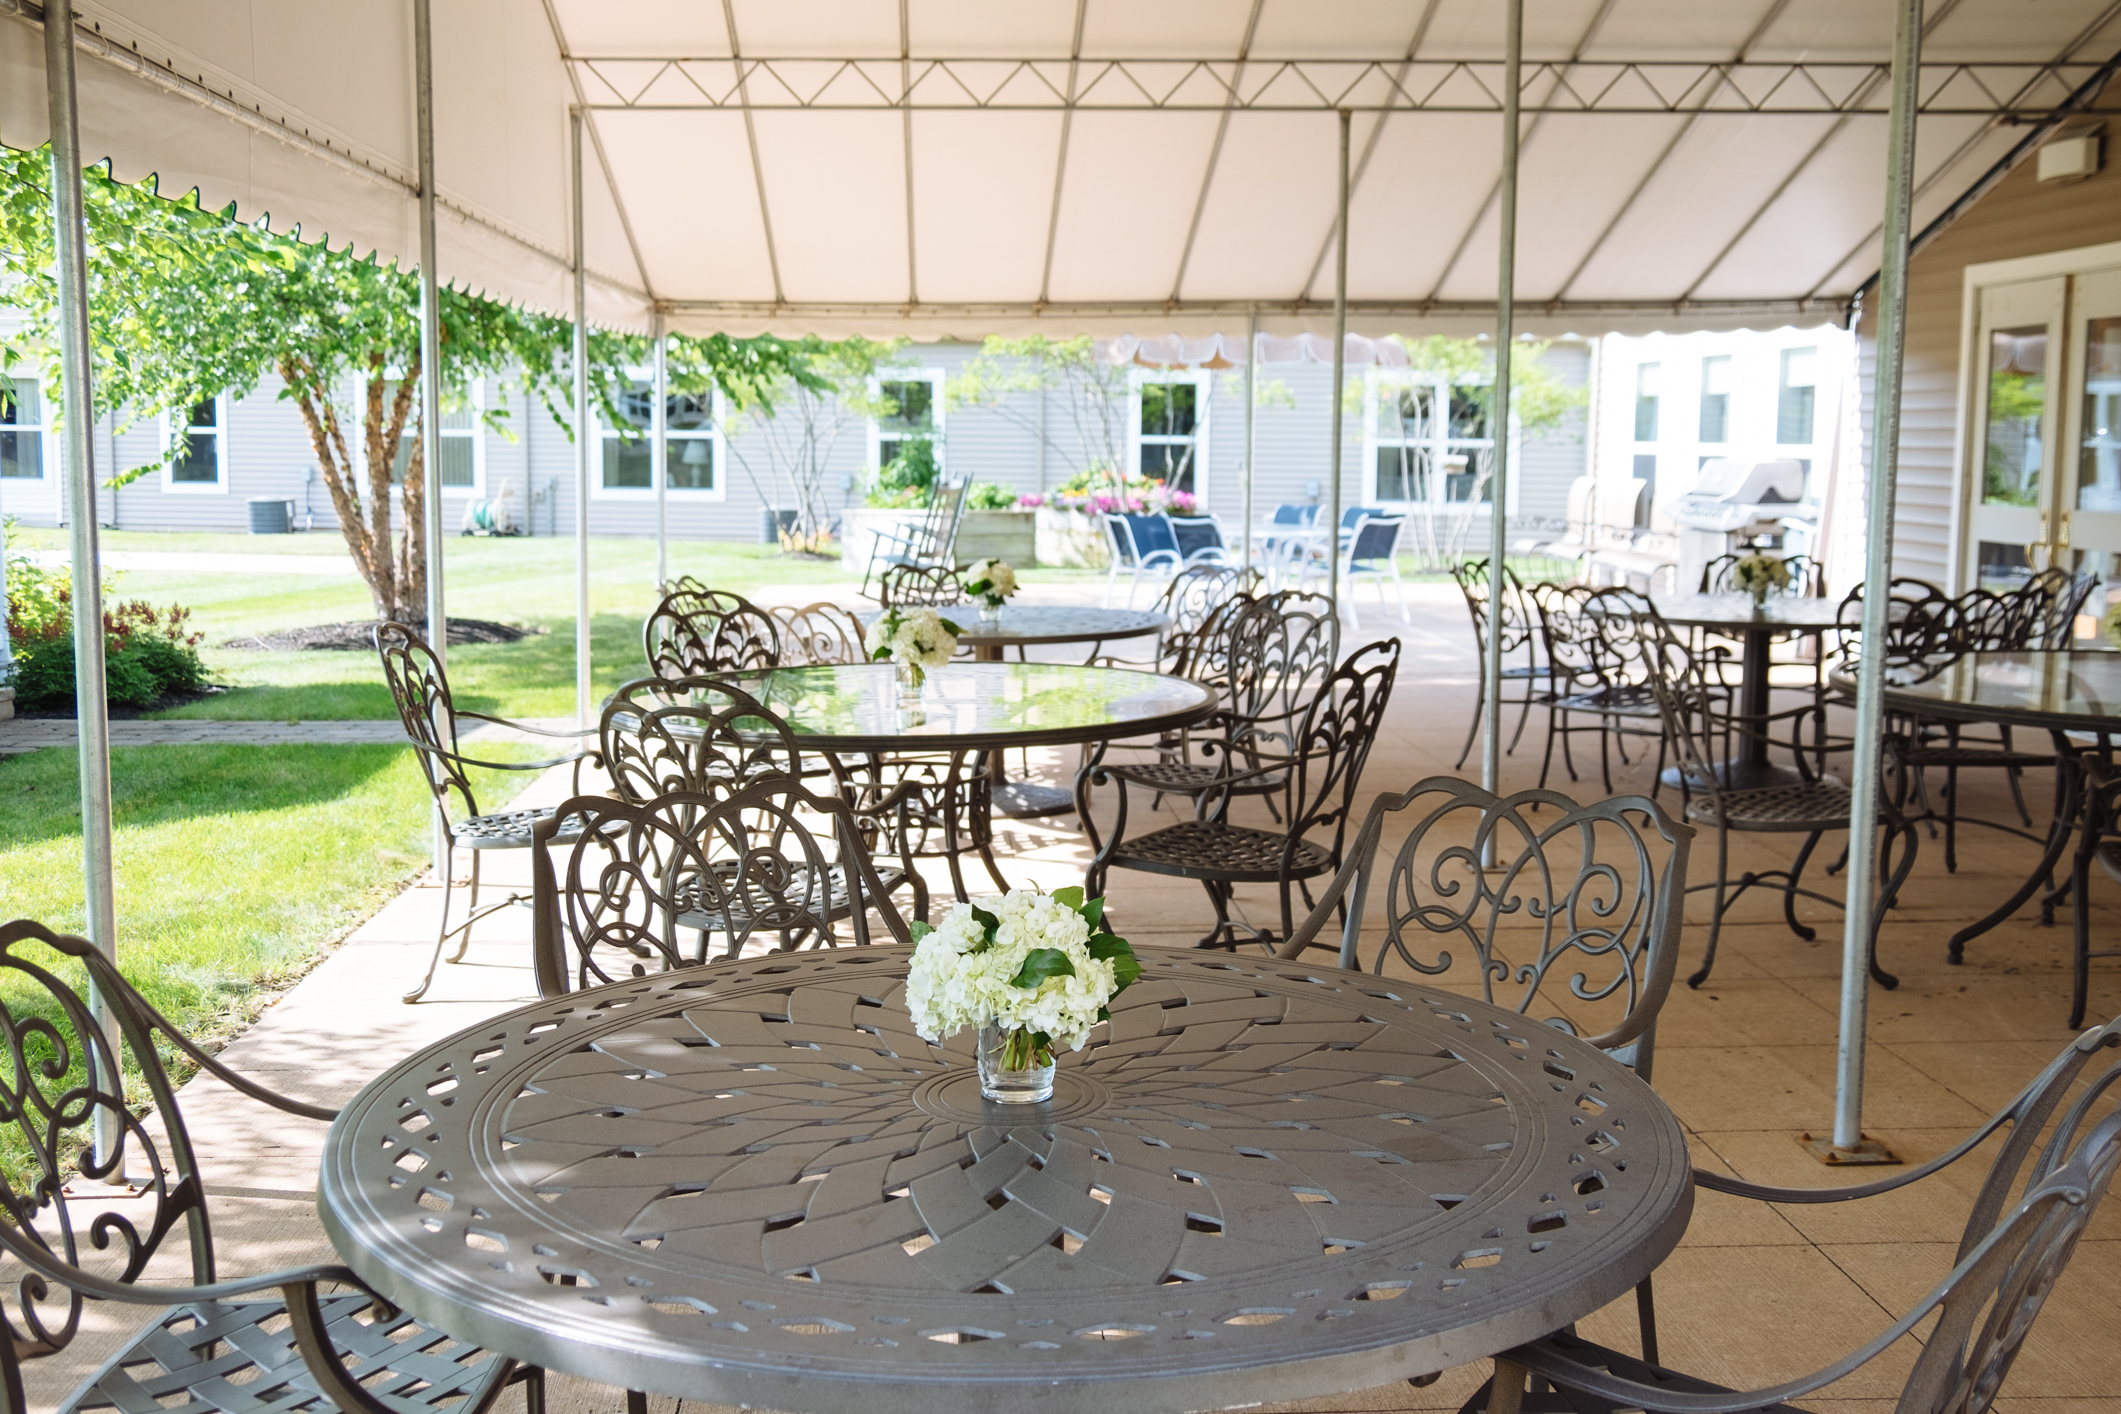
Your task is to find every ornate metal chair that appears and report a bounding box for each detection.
[1085,589,1340,817]
[1274,776,1693,1361]
[765,601,870,665]
[2070,759,2121,1029]
[1612,605,1916,990]
[1082,639,1401,950]
[597,676,928,926]
[643,592,782,679]
[374,621,595,1003]
[1451,559,1556,770]
[1532,584,1677,795]
[1461,1017,2121,1414]
[876,561,969,610]
[0,918,539,1414]
[530,780,915,996]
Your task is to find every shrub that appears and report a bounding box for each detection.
[964,482,1018,511]
[868,437,940,507]
[6,547,208,709]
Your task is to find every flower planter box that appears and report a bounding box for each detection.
[841,507,1040,574]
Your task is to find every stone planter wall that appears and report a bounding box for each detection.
[1034,507,1109,569]
[953,510,1036,567]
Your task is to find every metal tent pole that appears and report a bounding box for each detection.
[42,0,121,1169]
[1243,307,1257,574]
[412,0,448,882]
[1482,0,1523,800]
[571,110,592,728]
[1328,111,1350,607]
[1830,0,1923,1162]
[414,0,444,659]
[653,312,669,590]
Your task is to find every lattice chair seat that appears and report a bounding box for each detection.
[671,860,919,939]
[1100,759,1287,798]
[453,804,581,848]
[68,1294,510,1414]
[1108,820,1336,884]
[1682,778,1851,831]
[1553,682,1660,717]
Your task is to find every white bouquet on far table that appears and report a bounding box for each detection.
[905,888,1142,1093]
[961,559,1019,610]
[1731,549,1793,605]
[866,605,961,688]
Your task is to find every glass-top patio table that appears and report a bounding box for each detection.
[855,609,1172,818]
[318,946,1693,1414]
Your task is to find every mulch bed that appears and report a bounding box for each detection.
[15,687,226,720]
[219,618,538,652]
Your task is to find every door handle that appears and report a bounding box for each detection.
[2059,509,2073,549]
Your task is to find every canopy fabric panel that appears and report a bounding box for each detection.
[3,0,2119,338]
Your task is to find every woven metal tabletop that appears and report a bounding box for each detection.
[319,947,1692,1414]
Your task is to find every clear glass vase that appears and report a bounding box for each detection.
[977,1023,1055,1103]
[895,658,925,690]
[978,599,1004,626]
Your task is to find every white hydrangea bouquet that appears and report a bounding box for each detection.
[905,887,1143,1102]
[1732,549,1793,606]
[865,605,961,688]
[960,558,1019,614]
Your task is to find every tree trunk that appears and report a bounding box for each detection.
[278,350,427,626]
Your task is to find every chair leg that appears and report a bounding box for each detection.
[1781,831,1823,943]
[1688,825,1732,989]
[2071,795,2096,1031]
[1867,820,1915,991]
[1455,676,1485,770]
[1634,1274,1659,1367]
[403,839,459,1004]
[448,849,482,964]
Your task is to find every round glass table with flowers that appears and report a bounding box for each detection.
[317,930,1694,1414]
[859,578,1170,819]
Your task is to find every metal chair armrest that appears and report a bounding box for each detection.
[455,711,596,739]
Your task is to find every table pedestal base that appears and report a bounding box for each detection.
[992,782,1076,819]
[1661,760,1827,792]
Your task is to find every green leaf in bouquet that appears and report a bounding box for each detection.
[968,904,1001,944]
[1009,948,1077,989]
[908,919,935,943]
[1050,885,1085,910]
[1088,933,1144,994]
[1078,894,1106,930]
[940,617,965,635]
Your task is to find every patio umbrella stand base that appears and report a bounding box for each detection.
[1798,1130,1902,1166]
[992,782,1076,819]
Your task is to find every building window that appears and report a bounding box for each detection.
[376,380,482,492]
[1698,355,1731,443]
[665,391,716,491]
[165,398,226,490]
[1136,378,1202,495]
[1368,373,1494,508]
[0,379,43,480]
[875,377,939,472]
[1633,363,1660,442]
[1778,346,1817,444]
[595,376,724,498]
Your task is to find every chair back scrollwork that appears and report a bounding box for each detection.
[531,783,915,996]
[766,603,870,666]
[0,920,339,1368]
[876,563,967,609]
[1280,779,1692,1071]
[600,677,814,810]
[374,621,483,821]
[644,596,782,680]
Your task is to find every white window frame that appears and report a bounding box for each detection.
[591,371,727,501]
[161,394,230,494]
[1362,368,1496,515]
[435,377,487,497]
[1128,368,1212,504]
[866,368,946,476]
[662,383,726,500]
[0,370,50,484]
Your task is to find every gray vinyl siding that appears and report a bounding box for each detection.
[1515,342,1590,525]
[7,339,1588,543]
[1861,145,2121,587]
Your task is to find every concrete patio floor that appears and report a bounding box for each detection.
[20,577,2121,1413]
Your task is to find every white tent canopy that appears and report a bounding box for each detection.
[5,0,2119,340]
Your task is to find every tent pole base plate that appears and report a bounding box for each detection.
[1798,1131,1902,1166]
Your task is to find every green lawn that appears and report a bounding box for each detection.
[0,739,537,1182]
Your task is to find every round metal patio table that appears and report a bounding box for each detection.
[318,947,1693,1414]
[857,608,1171,818]
[1636,593,1843,790]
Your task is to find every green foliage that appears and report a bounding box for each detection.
[0,146,821,616]
[964,482,1018,511]
[7,536,208,708]
[948,336,1134,482]
[870,436,940,506]
[1384,335,1588,436]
